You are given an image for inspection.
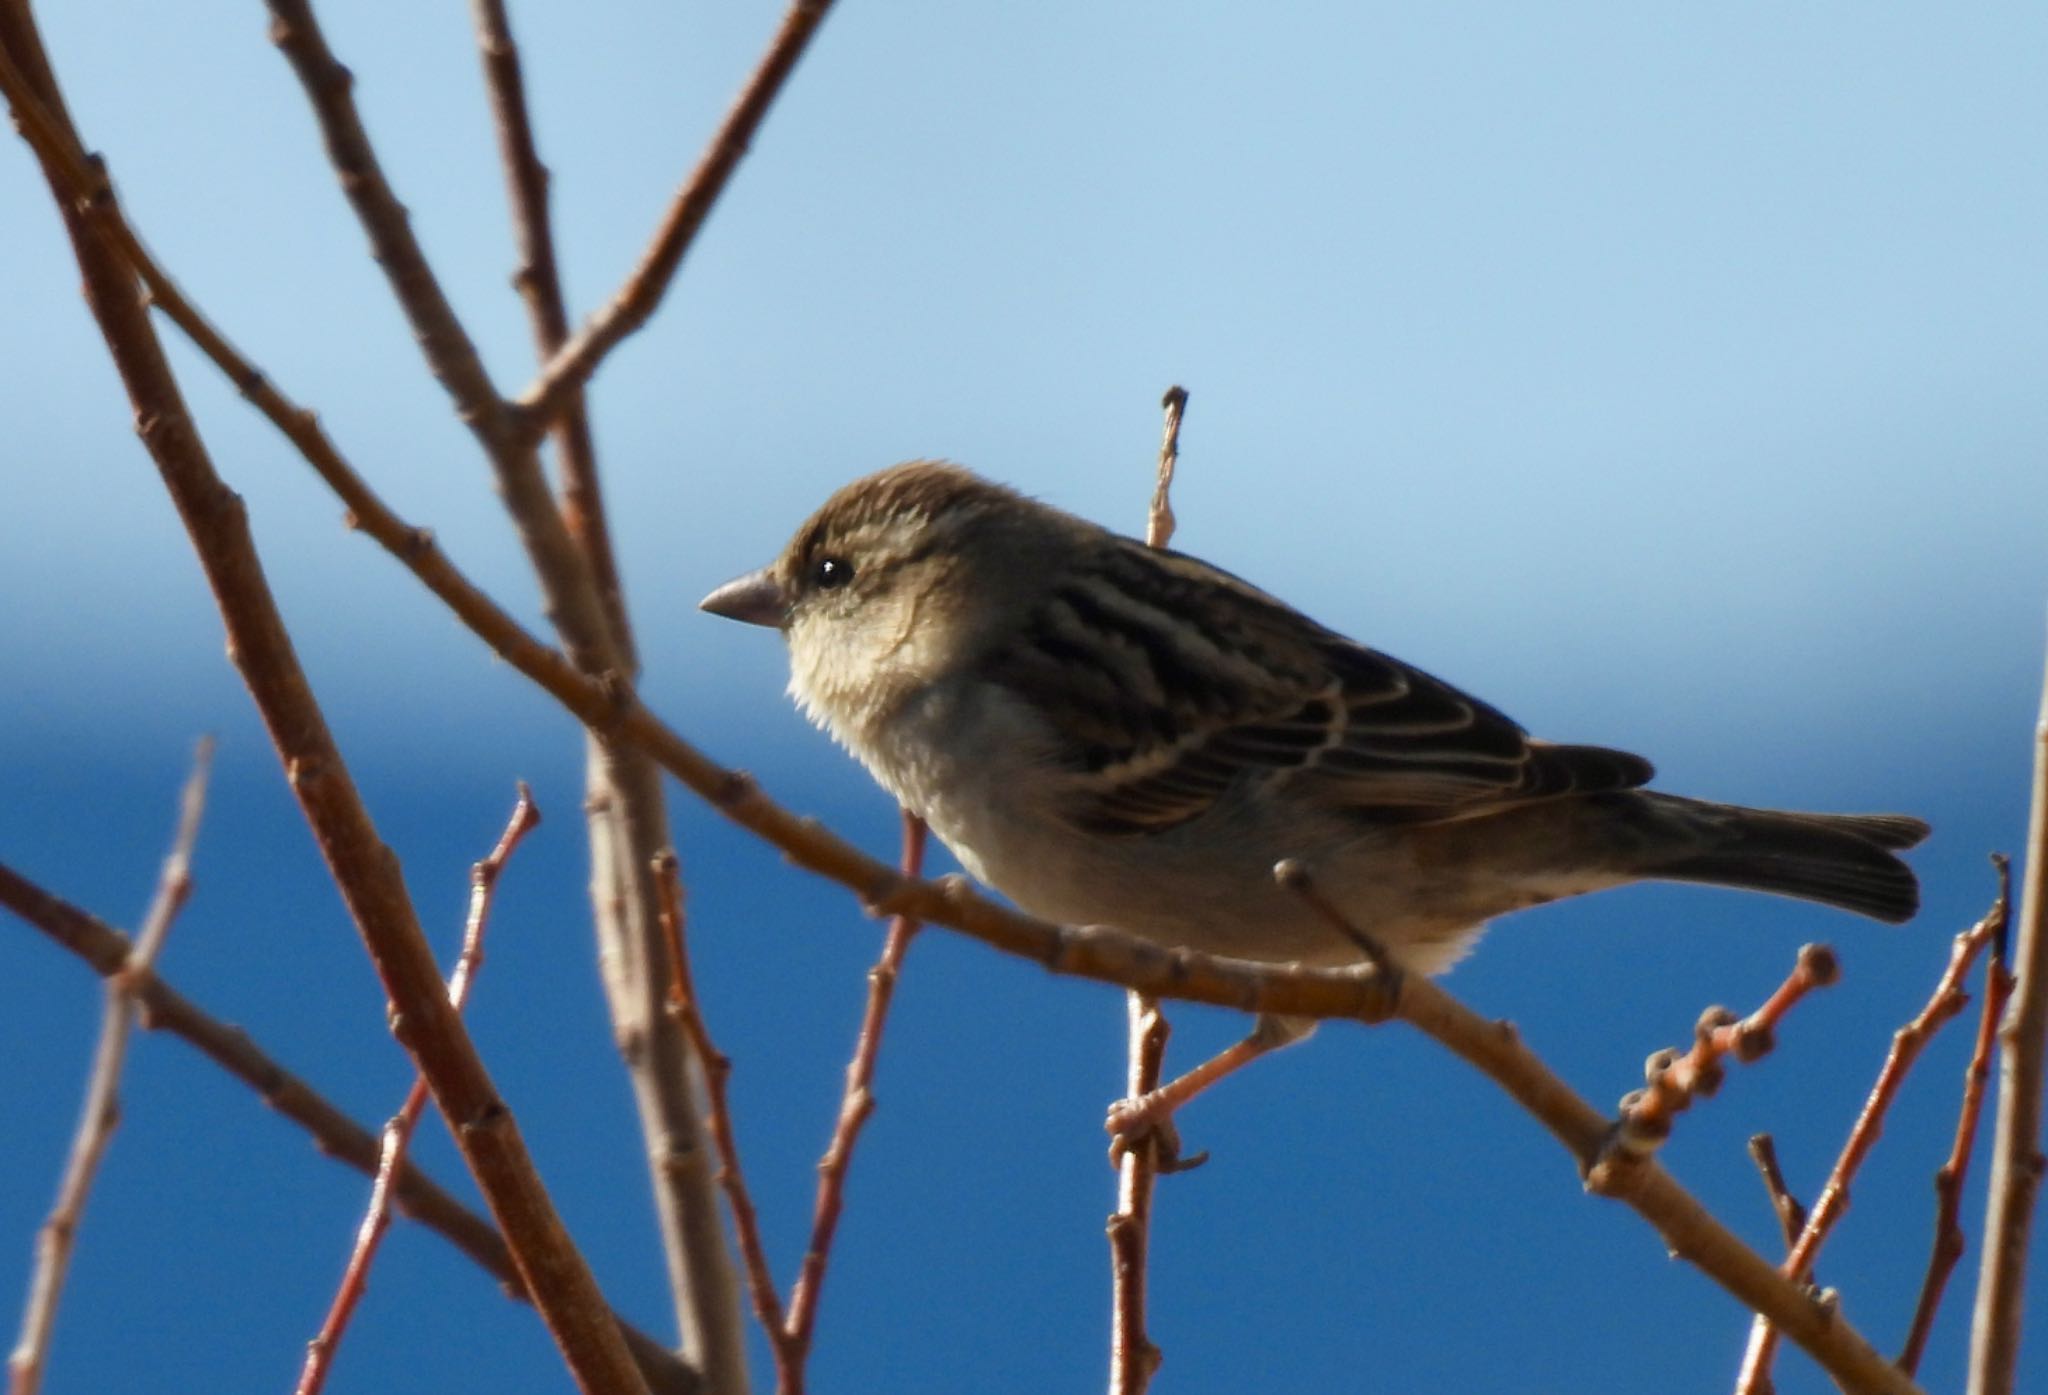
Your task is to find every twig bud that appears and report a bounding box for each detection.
[1797,943,1839,987]
[1644,1048,1679,1084]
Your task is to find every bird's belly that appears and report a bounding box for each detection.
[920,795,1493,976]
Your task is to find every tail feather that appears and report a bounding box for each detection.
[1817,812,1934,852]
[1636,795,1929,924]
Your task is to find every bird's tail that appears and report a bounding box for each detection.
[1631,793,1930,923]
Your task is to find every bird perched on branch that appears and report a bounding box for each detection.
[701,461,1928,1136]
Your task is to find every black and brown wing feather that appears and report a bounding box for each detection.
[982,537,1652,835]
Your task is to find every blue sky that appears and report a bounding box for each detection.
[2,4,2044,1392]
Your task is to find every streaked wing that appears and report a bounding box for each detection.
[982,537,1652,834]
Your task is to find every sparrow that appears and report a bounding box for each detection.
[701,461,1928,1132]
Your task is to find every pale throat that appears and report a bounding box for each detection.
[788,588,973,743]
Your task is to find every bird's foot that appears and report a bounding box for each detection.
[1106,1094,1208,1173]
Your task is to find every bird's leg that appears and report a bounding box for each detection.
[1106,1013,1316,1164]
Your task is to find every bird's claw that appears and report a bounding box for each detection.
[1106,1095,1208,1173]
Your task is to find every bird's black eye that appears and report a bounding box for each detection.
[813,557,853,590]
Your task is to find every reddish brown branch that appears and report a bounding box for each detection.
[469,5,743,1353]
[652,853,788,1381]
[0,859,693,1394]
[1611,944,1839,1156]
[1107,386,1192,1395]
[1277,858,1399,977]
[1146,386,1188,552]
[1737,886,2009,1394]
[1902,858,2015,1376]
[261,0,511,454]
[468,0,631,667]
[513,0,838,437]
[259,0,616,680]
[1970,640,2048,1395]
[1108,996,1171,1395]
[0,12,648,1387]
[8,740,213,1395]
[783,811,928,1369]
[1747,1134,1810,1252]
[298,786,540,1395]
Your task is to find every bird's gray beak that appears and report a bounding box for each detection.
[699,567,790,629]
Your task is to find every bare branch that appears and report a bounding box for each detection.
[1108,384,1193,1395]
[298,787,540,1395]
[1146,386,1188,552]
[651,853,787,1381]
[1277,857,1399,976]
[585,759,745,1386]
[513,0,839,438]
[784,811,928,1369]
[1970,641,2048,1395]
[262,1,508,447]
[1737,886,2007,1394]
[468,0,632,666]
[0,13,648,1387]
[1903,858,2016,1376]
[1107,995,1170,1395]
[1748,1135,1809,1252]
[8,739,213,1395]
[260,0,613,674]
[1610,944,1839,1157]
[0,860,694,1394]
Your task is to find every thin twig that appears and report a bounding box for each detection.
[652,853,789,1382]
[1610,944,1839,1157]
[1903,858,2016,1376]
[1748,1135,1810,1252]
[1108,996,1170,1395]
[261,0,517,479]
[0,13,651,1387]
[1736,889,2009,1394]
[783,811,928,1370]
[8,740,213,1395]
[1146,386,1187,551]
[469,2,745,1353]
[1969,640,2048,1395]
[0,859,694,1394]
[468,0,632,667]
[298,787,540,1395]
[1276,857,1400,977]
[513,0,838,439]
[1108,386,1190,1395]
